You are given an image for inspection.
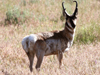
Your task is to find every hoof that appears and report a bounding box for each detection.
[36,68,40,72]
[29,66,33,72]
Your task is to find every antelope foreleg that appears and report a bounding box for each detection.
[57,51,63,69]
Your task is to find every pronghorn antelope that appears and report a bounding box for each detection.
[22,1,78,72]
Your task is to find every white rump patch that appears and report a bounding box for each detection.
[22,34,37,52]
[28,34,37,51]
[22,35,29,53]
[29,34,37,42]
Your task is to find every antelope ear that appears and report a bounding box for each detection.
[62,2,70,18]
[71,1,78,19]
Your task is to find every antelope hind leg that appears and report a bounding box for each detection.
[35,50,45,71]
[26,52,35,72]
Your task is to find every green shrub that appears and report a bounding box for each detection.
[5,6,32,25]
[74,23,100,44]
[29,0,39,4]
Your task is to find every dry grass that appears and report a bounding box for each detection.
[0,25,100,75]
[0,0,100,75]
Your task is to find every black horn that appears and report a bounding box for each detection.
[71,1,78,19]
[62,2,65,10]
[62,2,69,17]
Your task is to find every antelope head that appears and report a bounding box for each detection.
[62,1,78,29]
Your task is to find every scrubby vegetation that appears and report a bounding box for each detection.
[0,0,100,44]
[0,0,100,75]
[5,6,32,25]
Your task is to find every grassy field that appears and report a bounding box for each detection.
[0,0,100,75]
